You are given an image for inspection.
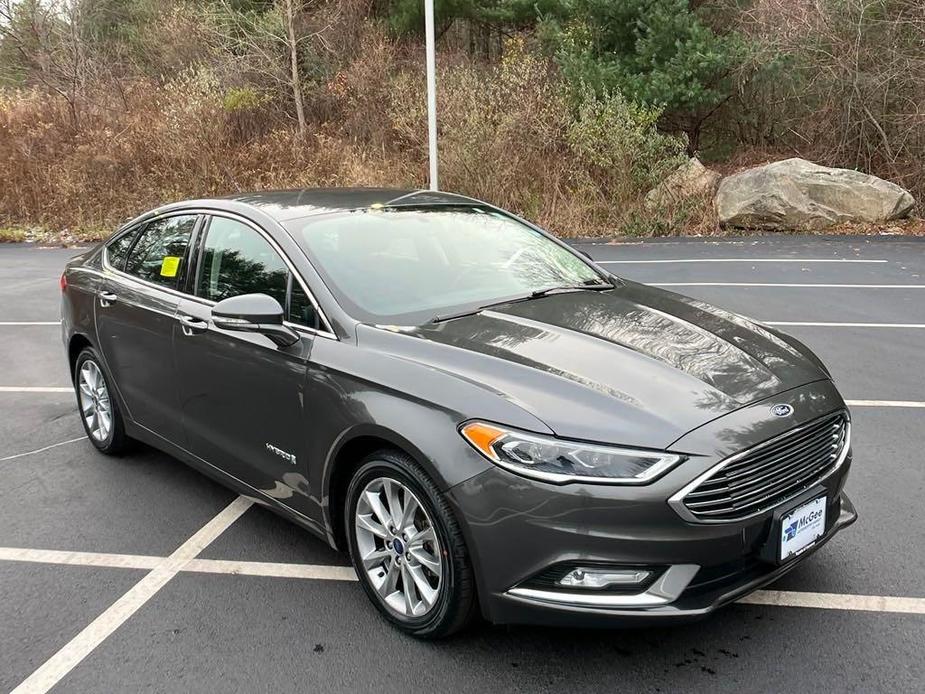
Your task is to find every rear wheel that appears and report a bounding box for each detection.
[345,450,478,638]
[74,347,131,454]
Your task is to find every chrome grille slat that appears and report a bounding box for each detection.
[678,411,849,522]
[721,419,837,476]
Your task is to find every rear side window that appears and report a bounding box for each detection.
[197,217,288,309]
[124,215,197,288]
[105,227,141,270]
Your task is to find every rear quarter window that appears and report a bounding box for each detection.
[105,226,142,271]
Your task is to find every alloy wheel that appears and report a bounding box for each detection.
[354,477,443,618]
[77,360,112,443]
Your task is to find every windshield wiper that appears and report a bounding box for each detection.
[432,281,614,323]
[529,282,613,298]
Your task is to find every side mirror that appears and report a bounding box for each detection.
[212,293,299,348]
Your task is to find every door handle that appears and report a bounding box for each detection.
[99,291,117,307]
[177,314,208,336]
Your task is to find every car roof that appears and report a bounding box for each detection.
[148,188,484,223]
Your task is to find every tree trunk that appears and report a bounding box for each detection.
[284,0,306,139]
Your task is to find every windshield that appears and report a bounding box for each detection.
[285,206,607,325]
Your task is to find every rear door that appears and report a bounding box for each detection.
[95,214,199,444]
[174,214,322,504]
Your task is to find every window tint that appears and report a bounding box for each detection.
[197,217,288,308]
[288,280,319,329]
[124,216,197,288]
[105,227,140,271]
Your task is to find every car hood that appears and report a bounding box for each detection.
[361,280,829,449]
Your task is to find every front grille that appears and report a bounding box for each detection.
[677,411,849,522]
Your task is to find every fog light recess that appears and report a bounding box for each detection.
[557,567,652,590]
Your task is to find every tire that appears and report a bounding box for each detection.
[345,449,478,638]
[73,347,132,455]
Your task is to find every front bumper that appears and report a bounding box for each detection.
[446,383,857,628]
[492,493,856,627]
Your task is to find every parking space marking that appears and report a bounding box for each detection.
[655,283,925,288]
[1,546,922,616]
[10,495,253,694]
[0,387,72,393]
[0,547,160,571]
[599,259,889,264]
[739,590,925,615]
[844,400,925,408]
[765,322,925,328]
[0,321,60,326]
[184,558,358,581]
[0,436,86,462]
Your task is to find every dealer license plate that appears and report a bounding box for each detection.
[779,496,826,561]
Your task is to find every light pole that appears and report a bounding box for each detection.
[424,0,438,190]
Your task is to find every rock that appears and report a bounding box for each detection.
[716,158,915,230]
[645,157,722,210]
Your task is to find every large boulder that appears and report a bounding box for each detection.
[645,157,722,210]
[716,158,915,230]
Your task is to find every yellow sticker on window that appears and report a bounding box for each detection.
[160,256,181,277]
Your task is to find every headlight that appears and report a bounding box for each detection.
[460,421,684,485]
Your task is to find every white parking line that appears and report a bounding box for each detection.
[766,322,925,329]
[738,590,925,615]
[0,545,921,616]
[599,259,889,264]
[655,283,925,288]
[10,496,254,694]
[0,436,86,462]
[0,321,60,326]
[0,387,72,393]
[184,558,358,581]
[0,547,160,571]
[845,400,925,408]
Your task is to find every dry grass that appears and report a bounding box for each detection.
[0,30,698,241]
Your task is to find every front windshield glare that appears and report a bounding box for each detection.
[287,206,605,324]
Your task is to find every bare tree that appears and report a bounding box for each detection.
[0,0,90,129]
[209,0,340,139]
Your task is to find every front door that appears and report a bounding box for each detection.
[174,215,315,504]
[95,214,199,444]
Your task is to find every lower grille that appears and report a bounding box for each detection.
[675,411,850,522]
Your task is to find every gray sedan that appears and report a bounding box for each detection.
[60,189,856,637]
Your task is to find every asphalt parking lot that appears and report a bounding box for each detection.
[1,235,923,693]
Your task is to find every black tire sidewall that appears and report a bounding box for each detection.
[345,455,467,637]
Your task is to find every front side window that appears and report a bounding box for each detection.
[197,217,288,309]
[124,215,197,288]
[285,206,605,324]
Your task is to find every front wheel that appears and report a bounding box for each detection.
[345,450,478,638]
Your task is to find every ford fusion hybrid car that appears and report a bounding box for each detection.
[60,189,856,637]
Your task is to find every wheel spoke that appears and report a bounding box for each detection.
[356,513,388,539]
[361,547,390,570]
[378,560,400,599]
[398,495,419,532]
[364,490,392,530]
[400,562,417,614]
[408,526,436,549]
[383,479,403,528]
[409,546,440,574]
[407,564,438,608]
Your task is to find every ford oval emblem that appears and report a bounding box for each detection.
[771,404,794,417]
